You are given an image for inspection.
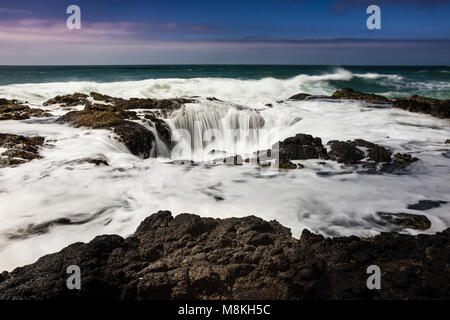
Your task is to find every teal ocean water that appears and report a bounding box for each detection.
[0,65,449,99]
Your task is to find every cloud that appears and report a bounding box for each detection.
[0,18,218,45]
[0,17,448,65]
[0,7,32,15]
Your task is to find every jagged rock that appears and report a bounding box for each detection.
[143,114,172,147]
[81,157,109,166]
[111,121,156,158]
[89,92,195,111]
[0,104,51,120]
[331,88,392,104]
[288,93,311,101]
[407,200,448,211]
[380,153,419,173]
[57,106,157,158]
[279,161,297,169]
[350,139,392,163]
[0,211,448,300]
[89,92,116,104]
[393,95,450,119]
[376,212,431,231]
[445,139,450,144]
[0,98,16,105]
[276,134,328,162]
[0,133,45,167]
[43,93,90,107]
[286,89,449,120]
[327,140,364,164]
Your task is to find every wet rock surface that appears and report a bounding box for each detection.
[375,212,431,231]
[0,133,45,167]
[57,104,157,158]
[276,133,328,162]
[89,92,195,111]
[43,93,90,107]
[380,153,419,174]
[0,100,51,121]
[249,134,417,173]
[287,93,312,101]
[0,211,448,300]
[48,92,194,158]
[286,88,449,120]
[327,140,365,164]
[393,95,450,119]
[330,88,392,104]
[407,200,448,211]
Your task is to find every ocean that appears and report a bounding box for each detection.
[0,65,449,271]
[1,65,450,102]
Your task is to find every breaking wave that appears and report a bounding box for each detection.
[1,68,448,107]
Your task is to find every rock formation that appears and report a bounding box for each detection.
[0,211,448,300]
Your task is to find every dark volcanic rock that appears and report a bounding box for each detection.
[90,91,195,111]
[393,95,450,119]
[51,92,193,157]
[331,88,392,104]
[288,93,311,101]
[407,200,448,211]
[143,114,172,147]
[445,139,450,144]
[276,134,328,162]
[349,139,392,163]
[366,146,392,163]
[0,211,448,300]
[57,105,156,158]
[111,121,156,158]
[285,89,449,120]
[279,160,298,169]
[376,212,431,231]
[43,93,90,107]
[0,133,45,167]
[327,140,364,164]
[79,157,109,166]
[381,153,419,173]
[0,103,51,121]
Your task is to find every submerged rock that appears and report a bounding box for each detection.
[393,95,450,119]
[407,200,448,211]
[376,212,431,231]
[0,211,448,300]
[380,153,419,173]
[288,93,311,101]
[0,133,45,167]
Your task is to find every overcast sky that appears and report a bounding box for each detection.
[0,0,449,65]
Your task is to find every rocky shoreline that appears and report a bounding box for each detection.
[1,87,448,163]
[0,211,448,300]
[0,88,449,300]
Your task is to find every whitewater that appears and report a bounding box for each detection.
[0,68,449,271]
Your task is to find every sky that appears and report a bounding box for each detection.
[0,0,449,65]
